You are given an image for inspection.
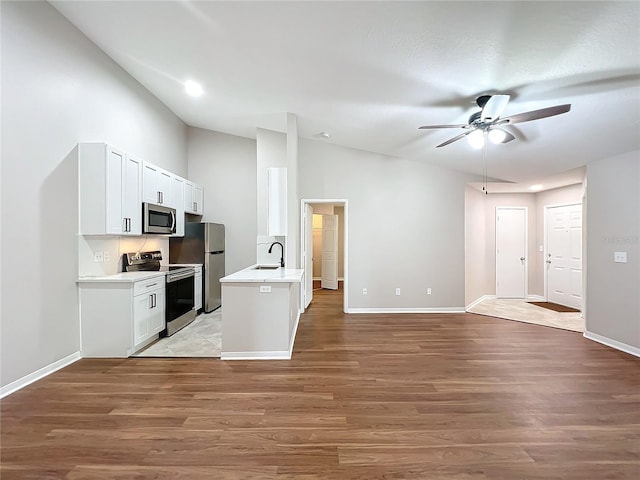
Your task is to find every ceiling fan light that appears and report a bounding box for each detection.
[488,128,507,144]
[467,129,485,149]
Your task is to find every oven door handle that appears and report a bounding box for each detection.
[166,270,195,283]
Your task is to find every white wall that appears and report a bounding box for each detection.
[187,127,257,274]
[464,186,487,305]
[585,151,640,350]
[299,139,479,310]
[0,1,187,388]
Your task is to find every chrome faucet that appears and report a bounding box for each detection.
[268,241,285,268]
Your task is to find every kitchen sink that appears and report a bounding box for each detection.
[253,265,280,270]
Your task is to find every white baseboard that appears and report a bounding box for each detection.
[347,307,466,314]
[527,295,546,301]
[221,350,292,360]
[0,351,82,399]
[584,331,640,357]
[465,295,496,311]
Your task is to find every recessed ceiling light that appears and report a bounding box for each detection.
[529,184,543,191]
[184,80,203,97]
[319,132,330,138]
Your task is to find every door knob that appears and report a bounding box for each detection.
[520,257,525,261]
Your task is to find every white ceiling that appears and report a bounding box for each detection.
[51,1,640,189]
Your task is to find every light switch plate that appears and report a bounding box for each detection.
[362,288,368,295]
[614,252,627,263]
[260,285,272,293]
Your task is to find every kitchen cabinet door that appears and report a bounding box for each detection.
[148,288,166,335]
[184,180,204,214]
[133,288,165,347]
[133,292,152,346]
[193,184,204,214]
[122,155,142,235]
[143,162,172,206]
[194,270,203,311]
[171,175,185,237]
[79,143,141,236]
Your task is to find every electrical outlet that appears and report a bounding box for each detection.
[93,251,103,263]
[614,252,627,263]
[362,288,368,295]
[103,251,110,262]
[427,288,432,295]
[395,288,401,296]
[260,285,272,293]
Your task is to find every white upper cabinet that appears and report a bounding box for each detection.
[142,161,172,206]
[79,143,141,235]
[79,143,201,237]
[267,167,287,236]
[171,175,185,237]
[184,180,204,215]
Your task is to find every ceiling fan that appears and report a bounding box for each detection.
[419,95,571,148]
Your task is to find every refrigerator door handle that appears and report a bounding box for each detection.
[209,250,224,255]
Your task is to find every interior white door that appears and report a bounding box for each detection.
[304,203,313,308]
[496,207,527,298]
[546,204,582,308]
[321,214,339,290]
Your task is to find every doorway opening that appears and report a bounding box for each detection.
[300,199,348,313]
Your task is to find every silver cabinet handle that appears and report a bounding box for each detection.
[127,218,131,232]
[149,294,153,309]
[146,282,158,288]
[123,218,127,232]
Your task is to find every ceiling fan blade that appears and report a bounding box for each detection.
[418,124,467,129]
[500,104,571,125]
[436,129,476,148]
[481,94,510,122]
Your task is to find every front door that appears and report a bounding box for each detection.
[546,204,582,309]
[496,207,527,298]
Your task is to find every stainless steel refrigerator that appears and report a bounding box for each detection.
[169,222,225,313]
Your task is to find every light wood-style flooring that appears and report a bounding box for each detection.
[2,288,639,479]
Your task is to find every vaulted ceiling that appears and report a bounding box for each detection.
[51,1,640,188]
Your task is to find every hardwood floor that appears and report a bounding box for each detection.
[2,288,639,479]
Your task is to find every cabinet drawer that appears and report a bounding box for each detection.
[133,277,164,296]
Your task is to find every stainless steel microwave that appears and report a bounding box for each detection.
[143,202,176,234]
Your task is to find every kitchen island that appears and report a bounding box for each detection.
[220,265,304,360]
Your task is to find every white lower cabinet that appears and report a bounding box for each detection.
[133,285,165,346]
[194,266,203,311]
[79,276,165,357]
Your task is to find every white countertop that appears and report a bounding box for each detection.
[220,265,304,283]
[77,271,166,283]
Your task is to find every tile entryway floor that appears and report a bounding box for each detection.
[135,310,222,357]
[467,298,584,332]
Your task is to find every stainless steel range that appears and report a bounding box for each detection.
[123,251,196,336]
